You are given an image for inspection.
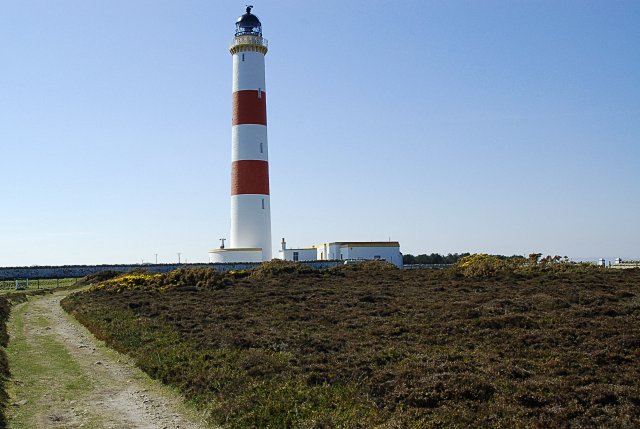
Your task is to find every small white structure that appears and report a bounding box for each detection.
[279,238,403,267]
[278,238,316,262]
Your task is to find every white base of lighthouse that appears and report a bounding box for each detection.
[208,248,263,263]
[230,194,272,261]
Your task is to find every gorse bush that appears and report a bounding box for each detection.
[456,253,605,278]
[96,273,161,292]
[341,260,399,272]
[249,260,316,279]
[88,261,405,294]
[94,268,238,292]
[156,267,233,289]
[456,254,507,277]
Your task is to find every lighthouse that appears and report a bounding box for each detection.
[210,6,272,263]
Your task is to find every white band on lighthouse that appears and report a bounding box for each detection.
[233,52,266,92]
[232,125,268,162]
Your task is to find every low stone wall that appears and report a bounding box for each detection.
[403,264,454,270]
[0,260,343,281]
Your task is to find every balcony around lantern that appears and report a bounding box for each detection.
[230,35,268,51]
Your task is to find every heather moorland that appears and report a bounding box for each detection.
[61,260,640,428]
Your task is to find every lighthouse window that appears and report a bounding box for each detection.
[260,142,263,153]
[261,198,265,209]
[242,53,245,61]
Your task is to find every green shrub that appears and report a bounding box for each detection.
[250,260,317,279]
[155,267,229,289]
[456,253,606,278]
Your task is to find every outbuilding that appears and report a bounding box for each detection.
[279,239,403,267]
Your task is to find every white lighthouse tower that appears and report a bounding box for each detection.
[210,6,272,263]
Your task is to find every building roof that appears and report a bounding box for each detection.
[280,247,316,251]
[316,241,400,248]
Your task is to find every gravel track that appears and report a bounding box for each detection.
[8,290,208,429]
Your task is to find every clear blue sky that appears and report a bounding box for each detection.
[1,1,638,266]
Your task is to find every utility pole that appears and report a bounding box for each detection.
[177,252,182,264]
[155,253,158,264]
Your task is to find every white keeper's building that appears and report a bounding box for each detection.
[278,239,403,267]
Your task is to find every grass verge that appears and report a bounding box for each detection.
[5,300,93,428]
[0,283,87,427]
[0,297,10,428]
[0,278,77,295]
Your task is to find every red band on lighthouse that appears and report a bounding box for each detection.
[232,90,267,125]
[231,160,270,195]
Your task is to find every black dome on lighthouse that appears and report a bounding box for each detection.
[235,6,262,36]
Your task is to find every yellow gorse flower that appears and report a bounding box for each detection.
[96,273,162,291]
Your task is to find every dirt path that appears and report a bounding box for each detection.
[6,290,209,429]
